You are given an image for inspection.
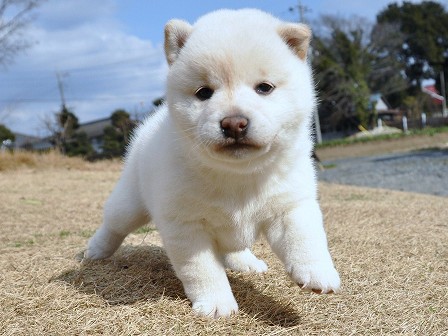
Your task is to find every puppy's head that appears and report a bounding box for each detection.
[164,9,315,173]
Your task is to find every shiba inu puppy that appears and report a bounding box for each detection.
[86,9,340,318]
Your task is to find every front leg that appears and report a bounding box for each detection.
[159,222,238,318]
[264,199,340,293]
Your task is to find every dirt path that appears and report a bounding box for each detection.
[316,132,448,161]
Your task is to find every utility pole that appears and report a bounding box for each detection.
[289,1,322,144]
[290,0,310,23]
[297,0,308,22]
[56,71,68,108]
[54,71,70,154]
[440,70,447,117]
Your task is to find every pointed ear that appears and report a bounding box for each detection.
[164,19,193,66]
[277,23,311,60]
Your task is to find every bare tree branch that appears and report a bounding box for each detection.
[0,0,42,67]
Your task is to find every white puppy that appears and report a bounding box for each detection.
[86,9,340,317]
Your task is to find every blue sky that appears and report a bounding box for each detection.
[1,0,427,136]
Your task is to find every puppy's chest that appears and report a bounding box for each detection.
[195,191,298,252]
[204,202,264,252]
[186,193,261,226]
[170,176,293,251]
[178,194,267,252]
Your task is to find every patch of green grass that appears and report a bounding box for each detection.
[59,230,71,238]
[58,230,97,238]
[20,198,43,205]
[428,307,438,313]
[316,126,448,149]
[343,193,368,201]
[12,239,35,248]
[413,125,448,136]
[78,230,95,238]
[323,163,337,169]
[134,226,156,234]
[317,132,403,149]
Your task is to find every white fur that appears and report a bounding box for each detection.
[86,9,340,318]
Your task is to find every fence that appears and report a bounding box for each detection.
[383,115,448,131]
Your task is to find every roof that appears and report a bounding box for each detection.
[10,132,53,150]
[13,133,44,148]
[422,85,444,104]
[370,94,391,111]
[77,118,112,138]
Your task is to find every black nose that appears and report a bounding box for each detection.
[220,116,249,141]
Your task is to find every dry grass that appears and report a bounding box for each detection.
[0,150,121,172]
[0,158,447,335]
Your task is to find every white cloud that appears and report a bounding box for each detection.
[0,0,167,136]
[36,0,118,31]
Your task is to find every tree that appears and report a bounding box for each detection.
[312,15,373,131]
[57,105,79,133]
[102,109,135,158]
[111,109,133,144]
[0,0,42,67]
[368,22,409,107]
[376,1,448,98]
[55,105,79,153]
[0,123,15,142]
[102,125,124,157]
[64,131,93,157]
[42,105,79,154]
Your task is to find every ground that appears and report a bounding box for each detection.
[319,148,448,196]
[0,143,447,335]
[316,132,448,161]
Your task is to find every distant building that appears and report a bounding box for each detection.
[10,118,113,152]
[9,107,164,153]
[370,94,402,122]
[422,85,444,105]
[76,117,112,153]
[12,133,53,151]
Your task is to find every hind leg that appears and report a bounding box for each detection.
[85,176,149,259]
[223,248,268,273]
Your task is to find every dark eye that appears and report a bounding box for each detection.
[255,82,275,95]
[195,86,214,101]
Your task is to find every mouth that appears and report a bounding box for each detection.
[213,139,263,157]
[201,137,274,172]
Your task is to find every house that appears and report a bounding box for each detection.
[76,117,112,153]
[11,111,157,153]
[370,94,402,122]
[422,85,444,105]
[10,118,112,152]
[10,133,53,151]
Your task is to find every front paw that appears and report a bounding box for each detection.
[288,262,341,294]
[85,236,115,260]
[84,226,125,260]
[192,293,238,318]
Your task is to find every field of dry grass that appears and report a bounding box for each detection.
[0,151,447,335]
[0,150,120,172]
